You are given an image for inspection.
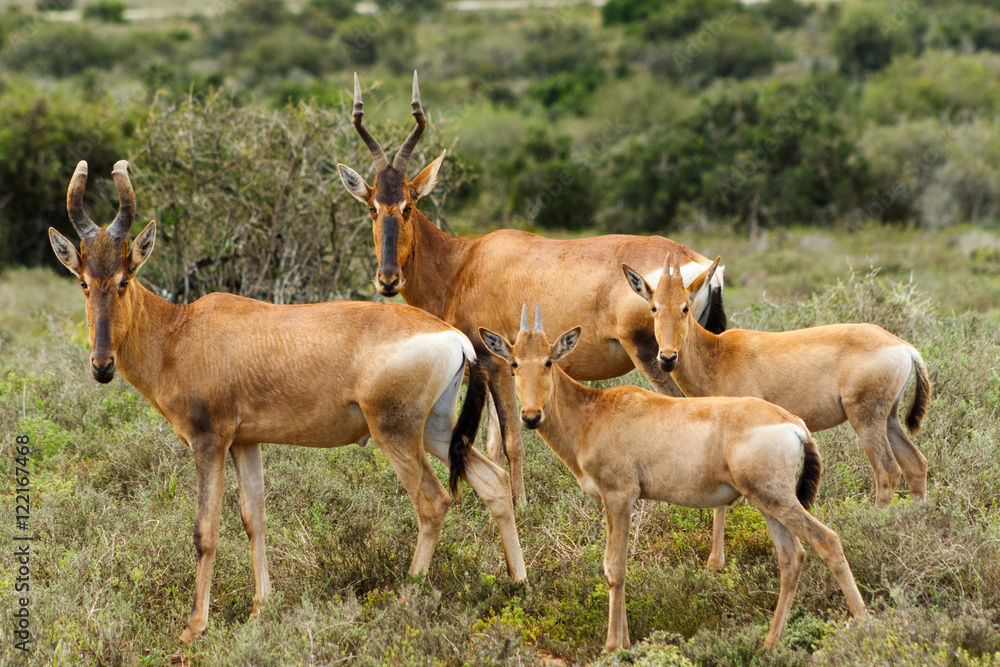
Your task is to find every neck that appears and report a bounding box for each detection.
[672,316,722,397]
[115,282,188,404]
[398,210,471,318]
[536,366,600,477]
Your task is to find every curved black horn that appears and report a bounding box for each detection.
[353,73,390,173]
[66,161,99,239]
[392,70,426,174]
[107,160,136,238]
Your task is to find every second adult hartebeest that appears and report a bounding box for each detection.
[48,160,526,643]
[479,305,869,651]
[338,72,726,504]
[624,252,931,571]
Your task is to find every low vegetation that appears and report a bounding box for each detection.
[2,240,999,664]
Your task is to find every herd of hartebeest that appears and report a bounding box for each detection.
[48,72,933,651]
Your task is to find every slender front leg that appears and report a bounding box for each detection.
[180,434,228,643]
[230,443,270,617]
[603,494,635,651]
[484,363,526,506]
[707,506,727,571]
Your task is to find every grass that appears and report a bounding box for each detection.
[2,223,1000,664]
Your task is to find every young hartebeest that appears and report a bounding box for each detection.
[338,72,726,504]
[479,305,869,651]
[624,253,931,571]
[48,160,527,643]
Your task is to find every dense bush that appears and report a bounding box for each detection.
[83,0,127,23]
[0,82,135,269]
[657,14,785,85]
[757,0,813,30]
[497,128,597,230]
[831,0,916,77]
[597,75,860,233]
[1,22,123,76]
[132,92,467,303]
[856,52,1000,124]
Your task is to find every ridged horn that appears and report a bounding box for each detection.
[353,73,390,173]
[534,303,543,331]
[392,70,426,174]
[520,304,529,331]
[66,161,99,239]
[107,160,135,238]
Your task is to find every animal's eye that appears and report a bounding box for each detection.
[545,359,553,368]
[650,305,657,313]
[79,280,88,290]
[119,279,129,289]
[510,361,518,369]
[682,305,690,314]
[368,206,376,214]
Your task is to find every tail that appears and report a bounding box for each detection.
[448,352,488,498]
[703,283,728,334]
[906,349,931,434]
[796,432,823,511]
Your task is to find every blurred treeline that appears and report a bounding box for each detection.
[1,0,1000,291]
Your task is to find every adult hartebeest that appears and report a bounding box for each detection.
[338,72,726,504]
[48,160,527,643]
[479,305,869,651]
[624,253,930,570]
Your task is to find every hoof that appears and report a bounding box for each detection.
[706,556,725,572]
[178,627,201,644]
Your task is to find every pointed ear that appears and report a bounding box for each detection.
[622,264,653,302]
[338,164,373,204]
[551,327,581,363]
[49,228,82,277]
[479,327,512,362]
[129,220,156,273]
[409,150,446,201]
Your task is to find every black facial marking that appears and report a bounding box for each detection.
[379,216,400,273]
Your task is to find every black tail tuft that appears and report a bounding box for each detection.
[796,433,823,510]
[449,354,488,498]
[703,285,728,334]
[906,352,931,434]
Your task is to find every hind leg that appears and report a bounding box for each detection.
[887,411,928,500]
[755,498,868,629]
[707,506,727,571]
[761,515,806,649]
[370,422,452,578]
[844,400,900,508]
[423,374,527,582]
[230,443,270,617]
[484,367,526,506]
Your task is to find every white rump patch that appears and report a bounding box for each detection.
[645,260,722,290]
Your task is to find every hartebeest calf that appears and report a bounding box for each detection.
[48,160,526,643]
[480,305,869,651]
[339,73,726,504]
[624,253,931,570]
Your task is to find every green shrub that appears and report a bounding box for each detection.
[603,0,670,25]
[133,92,467,304]
[0,81,135,270]
[35,0,73,9]
[661,14,784,85]
[497,127,597,230]
[831,0,916,77]
[856,52,1000,125]
[639,0,741,42]
[1,22,123,76]
[757,0,813,30]
[83,0,127,23]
